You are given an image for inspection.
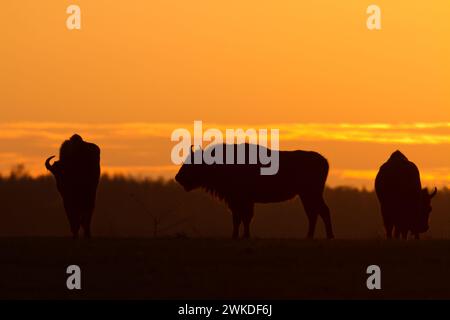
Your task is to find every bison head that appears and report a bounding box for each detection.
[175,146,206,192]
[415,187,437,233]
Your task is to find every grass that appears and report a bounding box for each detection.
[1,238,450,299]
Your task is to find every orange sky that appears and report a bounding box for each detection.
[1,1,449,187]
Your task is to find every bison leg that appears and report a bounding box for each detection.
[300,194,317,239]
[71,229,79,239]
[385,222,393,239]
[82,223,91,239]
[81,209,93,239]
[381,209,393,239]
[66,209,81,239]
[393,227,400,239]
[231,211,241,239]
[317,199,334,239]
[69,218,80,239]
[305,210,318,239]
[301,194,334,239]
[241,204,254,239]
[229,202,253,239]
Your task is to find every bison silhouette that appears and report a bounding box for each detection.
[45,134,101,239]
[175,143,334,239]
[375,150,436,239]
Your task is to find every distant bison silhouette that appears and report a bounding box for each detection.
[45,134,101,239]
[175,143,334,239]
[375,150,436,239]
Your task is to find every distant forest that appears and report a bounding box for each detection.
[1,165,450,239]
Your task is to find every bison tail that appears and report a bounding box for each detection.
[320,156,329,177]
[317,156,330,190]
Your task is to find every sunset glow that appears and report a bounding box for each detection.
[0,121,449,187]
[2,1,449,188]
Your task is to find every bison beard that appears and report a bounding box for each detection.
[175,144,334,239]
[45,134,100,239]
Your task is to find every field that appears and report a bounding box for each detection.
[1,238,450,300]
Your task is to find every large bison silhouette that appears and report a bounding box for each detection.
[175,143,334,239]
[45,134,101,239]
[375,150,436,239]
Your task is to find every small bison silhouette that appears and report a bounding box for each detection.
[175,143,334,239]
[45,134,101,239]
[375,150,436,239]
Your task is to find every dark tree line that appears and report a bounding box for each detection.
[0,166,449,238]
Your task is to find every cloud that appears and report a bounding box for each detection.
[0,121,449,187]
[2,121,450,145]
[277,122,450,145]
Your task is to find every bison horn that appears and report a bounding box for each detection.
[45,156,56,171]
[430,187,437,198]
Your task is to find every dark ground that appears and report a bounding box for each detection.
[1,238,450,300]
